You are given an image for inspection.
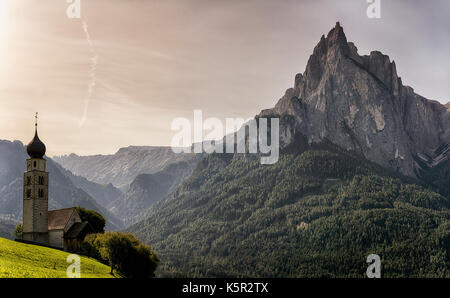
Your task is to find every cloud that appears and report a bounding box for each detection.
[79,19,99,128]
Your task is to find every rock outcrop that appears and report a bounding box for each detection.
[260,22,450,177]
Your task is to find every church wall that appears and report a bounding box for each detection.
[49,230,64,248]
[34,232,48,244]
[23,159,49,235]
[23,199,33,233]
[33,197,48,233]
[22,232,49,244]
[22,232,33,242]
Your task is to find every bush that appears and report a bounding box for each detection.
[76,207,106,233]
[81,233,103,261]
[14,223,23,238]
[82,231,159,278]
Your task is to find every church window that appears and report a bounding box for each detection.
[26,189,31,198]
[26,176,31,185]
[38,189,44,198]
[33,161,37,168]
[38,176,44,185]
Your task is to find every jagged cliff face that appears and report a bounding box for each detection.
[260,22,450,177]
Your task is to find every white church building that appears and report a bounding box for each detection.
[17,117,92,251]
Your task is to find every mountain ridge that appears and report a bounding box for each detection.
[259,22,450,178]
[53,146,197,189]
[109,157,201,226]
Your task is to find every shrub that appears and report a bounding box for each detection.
[76,207,106,233]
[14,223,23,238]
[81,233,103,261]
[82,231,159,278]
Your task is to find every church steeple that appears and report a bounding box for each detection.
[26,112,46,159]
[21,113,49,245]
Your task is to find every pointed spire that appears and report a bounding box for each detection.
[326,21,349,53]
[34,112,39,136]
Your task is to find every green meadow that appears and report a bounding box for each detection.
[0,237,114,278]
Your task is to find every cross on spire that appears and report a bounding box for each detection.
[35,112,38,127]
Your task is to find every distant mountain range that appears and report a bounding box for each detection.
[0,217,15,239]
[56,164,123,209]
[53,146,198,190]
[53,146,200,225]
[109,157,201,226]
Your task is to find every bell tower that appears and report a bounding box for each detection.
[22,113,49,244]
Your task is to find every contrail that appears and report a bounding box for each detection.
[79,19,99,128]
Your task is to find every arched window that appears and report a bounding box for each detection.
[26,189,31,198]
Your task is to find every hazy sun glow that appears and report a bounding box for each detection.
[0,0,11,55]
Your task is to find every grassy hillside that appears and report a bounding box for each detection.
[129,143,450,277]
[0,238,113,278]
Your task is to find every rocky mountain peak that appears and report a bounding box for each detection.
[316,22,350,54]
[259,22,450,178]
[327,22,350,51]
[446,102,450,110]
[299,22,350,96]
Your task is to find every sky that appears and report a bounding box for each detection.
[0,0,449,156]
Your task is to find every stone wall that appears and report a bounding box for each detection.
[49,229,64,248]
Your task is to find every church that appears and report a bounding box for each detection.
[17,117,93,251]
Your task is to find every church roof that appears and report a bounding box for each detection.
[27,116,46,159]
[48,207,76,230]
[64,222,92,239]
